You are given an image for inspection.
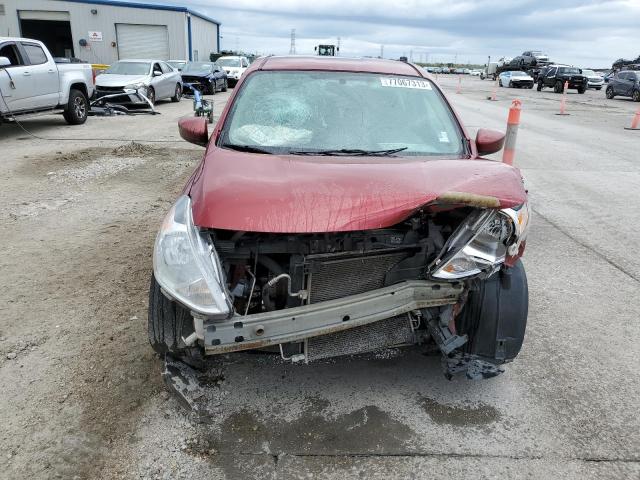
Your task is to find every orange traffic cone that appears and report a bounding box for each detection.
[556,81,570,115]
[624,106,640,130]
[503,99,522,166]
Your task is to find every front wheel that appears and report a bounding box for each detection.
[171,83,182,102]
[537,81,543,91]
[148,274,203,367]
[554,81,564,93]
[146,86,156,105]
[456,260,528,364]
[499,79,503,87]
[577,86,586,94]
[63,89,88,125]
[222,79,228,92]
[633,89,640,102]
[508,80,513,88]
[606,86,615,99]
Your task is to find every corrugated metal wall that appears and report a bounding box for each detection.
[0,0,219,64]
[189,14,218,63]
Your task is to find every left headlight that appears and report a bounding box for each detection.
[431,204,530,280]
[153,195,231,317]
[124,82,147,92]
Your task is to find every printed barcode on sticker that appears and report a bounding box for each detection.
[380,77,432,89]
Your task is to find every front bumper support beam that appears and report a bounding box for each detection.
[203,280,463,355]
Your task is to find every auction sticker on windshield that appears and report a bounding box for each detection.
[380,77,432,89]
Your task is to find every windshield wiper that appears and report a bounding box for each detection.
[289,147,408,156]
[220,143,274,154]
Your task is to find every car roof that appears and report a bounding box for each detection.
[116,59,156,63]
[256,56,424,76]
[0,36,42,43]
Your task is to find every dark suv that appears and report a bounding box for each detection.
[606,71,640,101]
[537,66,588,93]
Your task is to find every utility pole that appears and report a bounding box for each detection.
[289,29,296,55]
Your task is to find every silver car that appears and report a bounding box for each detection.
[581,69,604,90]
[95,59,183,105]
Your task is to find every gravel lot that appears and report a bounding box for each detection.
[0,77,638,480]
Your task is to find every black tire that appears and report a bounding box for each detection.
[554,81,564,93]
[63,89,88,125]
[499,79,503,87]
[148,274,203,366]
[222,79,228,92]
[456,260,529,364]
[210,81,216,95]
[536,81,543,91]
[208,110,214,124]
[606,86,615,99]
[577,87,586,94]
[508,81,513,88]
[633,89,640,102]
[596,87,602,91]
[146,86,156,105]
[528,83,534,89]
[171,83,182,102]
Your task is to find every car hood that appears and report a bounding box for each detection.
[189,149,527,233]
[96,74,149,87]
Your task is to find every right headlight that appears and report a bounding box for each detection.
[431,203,530,280]
[153,195,231,317]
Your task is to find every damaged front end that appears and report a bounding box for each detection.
[153,195,530,379]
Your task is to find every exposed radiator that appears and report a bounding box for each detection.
[306,251,408,304]
[306,315,416,361]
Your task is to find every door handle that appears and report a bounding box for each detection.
[48,69,55,73]
[23,71,31,76]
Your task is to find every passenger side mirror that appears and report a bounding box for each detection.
[153,70,162,77]
[0,56,11,68]
[475,129,505,156]
[178,116,209,147]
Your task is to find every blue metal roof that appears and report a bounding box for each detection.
[54,0,221,25]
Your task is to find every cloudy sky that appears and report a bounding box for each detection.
[150,0,638,67]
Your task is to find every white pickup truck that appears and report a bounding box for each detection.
[0,37,94,125]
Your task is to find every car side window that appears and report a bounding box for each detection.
[618,72,627,80]
[160,62,172,74]
[0,42,26,67]
[241,58,248,68]
[21,43,48,65]
[547,67,556,77]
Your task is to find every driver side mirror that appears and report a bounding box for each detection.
[178,116,209,147]
[153,70,162,77]
[475,129,505,156]
[0,56,11,68]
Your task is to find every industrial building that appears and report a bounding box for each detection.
[0,0,220,64]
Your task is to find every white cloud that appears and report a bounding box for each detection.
[144,0,640,66]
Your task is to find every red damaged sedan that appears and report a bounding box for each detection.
[149,56,530,379]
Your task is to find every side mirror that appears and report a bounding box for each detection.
[0,56,11,68]
[475,128,505,156]
[153,70,162,77]
[178,116,209,147]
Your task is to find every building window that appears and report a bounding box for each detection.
[193,50,198,61]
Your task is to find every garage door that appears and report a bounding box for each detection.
[116,24,169,60]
